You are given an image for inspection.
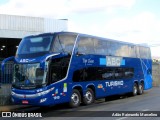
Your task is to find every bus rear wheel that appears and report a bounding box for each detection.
[69,89,81,108]
[132,83,138,96]
[138,83,144,95]
[83,88,94,105]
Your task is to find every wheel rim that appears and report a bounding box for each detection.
[139,84,143,94]
[134,85,137,95]
[85,91,93,103]
[71,93,79,105]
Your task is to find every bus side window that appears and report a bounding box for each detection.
[124,68,134,78]
[128,45,136,58]
[139,47,149,59]
[136,46,140,58]
[52,36,64,53]
[73,68,88,82]
[107,41,117,56]
[52,34,76,54]
[77,37,95,55]
[58,35,76,54]
[114,68,124,79]
[102,68,115,79]
[94,39,108,55]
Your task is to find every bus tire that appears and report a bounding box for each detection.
[132,83,138,96]
[138,83,144,95]
[69,89,81,108]
[83,88,94,105]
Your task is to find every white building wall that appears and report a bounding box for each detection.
[44,18,68,33]
[0,14,68,38]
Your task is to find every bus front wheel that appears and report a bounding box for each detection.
[83,88,94,105]
[69,89,81,108]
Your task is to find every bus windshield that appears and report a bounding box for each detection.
[12,63,48,89]
[17,35,53,55]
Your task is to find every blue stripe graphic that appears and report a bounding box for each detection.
[121,59,125,65]
[100,58,106,65]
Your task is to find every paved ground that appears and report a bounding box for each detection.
[1,87,160,120]
[0,84,12,105]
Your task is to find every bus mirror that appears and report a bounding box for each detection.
[1,56,14,72]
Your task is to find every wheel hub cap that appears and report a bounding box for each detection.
[71,93,79,104]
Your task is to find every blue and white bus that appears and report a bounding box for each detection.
[2,32,152,107]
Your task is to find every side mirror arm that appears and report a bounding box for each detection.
[1,56,15,72]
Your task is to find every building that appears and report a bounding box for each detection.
[0,14,68,59]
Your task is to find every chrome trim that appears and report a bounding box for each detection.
[12,87,54,98]
[12,92,38,98]
[45,53,60,61]
[86,83,95,88]
[72,84,83,89]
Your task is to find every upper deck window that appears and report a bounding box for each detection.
[77,37,95,55]
[17,35,53,54]
[52,34,77,54]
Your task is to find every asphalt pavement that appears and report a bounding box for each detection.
[1,87,160,120]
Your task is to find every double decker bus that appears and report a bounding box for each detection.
[2,32,152,107]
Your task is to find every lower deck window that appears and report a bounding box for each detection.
[73,67,134,82]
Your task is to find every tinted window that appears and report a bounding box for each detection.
[17,35,53,54]
[139,47,150,59]
[73,67,134,82]
[135,46,140,58]
[128,45,136,57]
[124,68,134,78]
[76,36,150,58]
[52,34,76,54]
[50,56,70,83]
[77,37,95,55]
[102,68,115,79]
[116,44,129,57]
[94,39,108,55]
[107,41,116,56]
[114,68,124,79]
[146,48,151,59]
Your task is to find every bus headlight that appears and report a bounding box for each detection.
[11,91,15,96]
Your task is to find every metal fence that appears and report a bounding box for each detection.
[0,62,14,105]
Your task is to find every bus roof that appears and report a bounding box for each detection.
[25,31,150,48]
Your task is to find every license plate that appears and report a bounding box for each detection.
[22,100,29,104]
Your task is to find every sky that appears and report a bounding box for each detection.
[0,0,160,57]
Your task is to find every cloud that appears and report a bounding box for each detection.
[69,11,160,57]
[1,0,160,56]
[104,12,160,44]
[69,0,135,13]
[0,0,136,18]
[0,0,70,18]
